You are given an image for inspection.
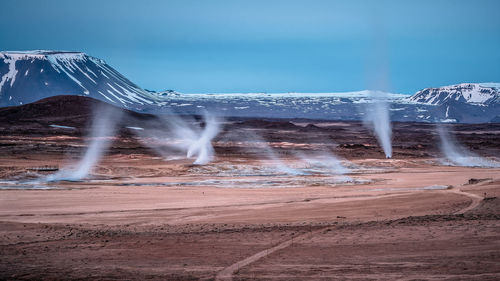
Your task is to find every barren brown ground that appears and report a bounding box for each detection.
[1,120,499,280]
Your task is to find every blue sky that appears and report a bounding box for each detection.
[1,0,499,94]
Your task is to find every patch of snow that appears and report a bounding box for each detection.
[49,124,76,129]
[100,70,109,78]
[71,61,97,84]
[389,107,405,111]
[126,126,144,131]
[47,55,88,93]
[0,56,19,90]
[85,66,98,78]
[106,89,129,105]
[479,82,500,90]
[409,83,500,105]
[114,83,152,105]
[97,90,114,103]
[440,119,457,123]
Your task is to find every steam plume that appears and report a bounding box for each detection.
[295,150,349,175]
[222,128,303,175]
[134,112,221,165]
[363,91,392,158]
[185,113,220,164]
[437,125,500,167]
[47,106,122,181]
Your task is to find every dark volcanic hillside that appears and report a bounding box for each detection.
[0,51,160,109]
[0,95,157,135]
[0,95,101,121]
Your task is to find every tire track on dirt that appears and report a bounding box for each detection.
[214,192,415,281]
[215,227,324,281]
[215,187,487,280]
[449,188,484,214]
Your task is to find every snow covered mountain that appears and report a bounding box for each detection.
[0,50,161,109]
[1,50,499,123]
[151,86,499,123]
[408,83,500,105]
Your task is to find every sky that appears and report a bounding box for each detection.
[1,0,499,94]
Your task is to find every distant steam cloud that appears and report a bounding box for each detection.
[185,113,221,165]
[437,125,500,167]
[230,130,302,175]
[363,91,392,158]
[134,111,221,165]
[222,128,350,176]
[295,151,349,175]
[47,105,123,181]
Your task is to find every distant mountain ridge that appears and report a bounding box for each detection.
[408,83,500,105]
[146,88,499,123]
[1,50,499,123]
[0,50,161,109]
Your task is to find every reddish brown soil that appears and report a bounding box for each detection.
[1,116,499,280]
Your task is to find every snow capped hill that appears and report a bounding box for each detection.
[408,83,500,105]
[1,50,499,123]
[0,50,160,108]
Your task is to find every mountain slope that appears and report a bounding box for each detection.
[408,83,500,105]
[0,50,160,108]
[1,50,498,123]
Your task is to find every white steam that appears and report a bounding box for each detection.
[295,151,349,175]
[240,131,302,175]
[363,6,393,159]
[185,113,220,164]
[223,129,350,176]
[363,91,392,158]
[437,125,500,168]
[134,112,221,165]
[255,139,303,175]
[47,106,122,181]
